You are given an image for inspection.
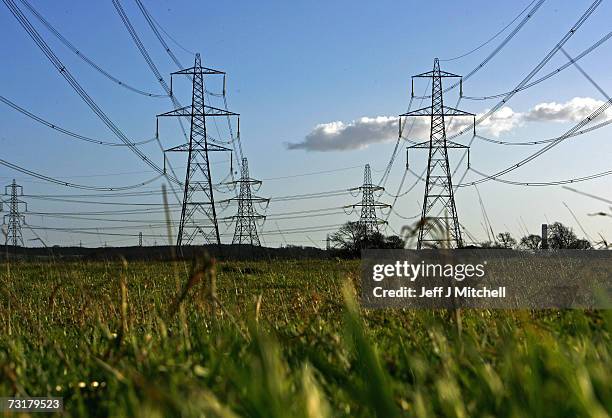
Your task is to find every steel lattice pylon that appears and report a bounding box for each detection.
[221,158,268,245]
[2,179,27,247]
[157,53,239,247]
[403,58,475,249]
[346,164,390,237]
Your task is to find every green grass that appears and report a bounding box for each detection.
[0,257,610,417]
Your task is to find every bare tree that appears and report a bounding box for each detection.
[496,232,517,249]
[330,222,367,253]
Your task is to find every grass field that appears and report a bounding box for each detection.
[0,255,610,417]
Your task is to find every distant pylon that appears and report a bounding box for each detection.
[157,53,239,247]
[403,58,475,249]
[2,179,27,247]
[221,158,268,245]
[346,164,390,237]
[138,232,143,247]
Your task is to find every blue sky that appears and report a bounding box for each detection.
[0,0,611,247]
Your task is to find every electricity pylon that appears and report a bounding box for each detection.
[2,179,27,247]
[346,164,390,237]
[221,158,268,245]
[403,58,475,249]
[157,53,238,247]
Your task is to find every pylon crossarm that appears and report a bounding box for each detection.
[401,105,474,117]
[400,105,433,117]
[203,104,239,116]
[413,69,460,78]
[171,66,225,76]
[408,140,430,149]
[224,214,266,220]
[441,106,475,116]
[218,196,269,204]
[445,140,470,149]
[165,143,232,153]
[157,105,190,117]
[242,196,269,204]
[157,105,238,118]
[220,178,262,186]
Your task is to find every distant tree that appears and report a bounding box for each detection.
[548,222,577,249]
[383,235,405,249]
[329,222,365,253]
[364,231,387,249]
[571,239,592,250]
[329,222,405,254]
[477,233,515,249]
[548,222,592,249]
[520,234,542,250]
[496,232,517,249]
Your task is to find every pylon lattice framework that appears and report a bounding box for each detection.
[2,179,27,247]
[157,53,239,246]
[346,164,390,237]
[220,158,268,245]
[403,58,475,249]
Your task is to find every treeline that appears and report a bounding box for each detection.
[327,220,603,257]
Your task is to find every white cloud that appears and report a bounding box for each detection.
[287,97,610,152]
[523,97,609,122]
[286,116,402,151]
[477,106,523,136]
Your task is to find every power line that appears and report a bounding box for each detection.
[0,95,157,147]
[416,0,546,99]
[262,165,364,181]
[468,167,612,187]
[270,191,352,202]
[440,0,540,62]
[18,0,168,98]
[133,0,183,69]
[25,190,163,198]
[28,208,178,216]
[0,158,164,191]
[426,0,608,203]
[474,117,612,146]
[448,0,603,141]
[462,30,612,100]
[461,96,612,188]
[136,3,195,55]
[2,0,178,184]
[110,0,187,204]
[24,195,177,205]
[476,41,612,152]
[28,222,344,238]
